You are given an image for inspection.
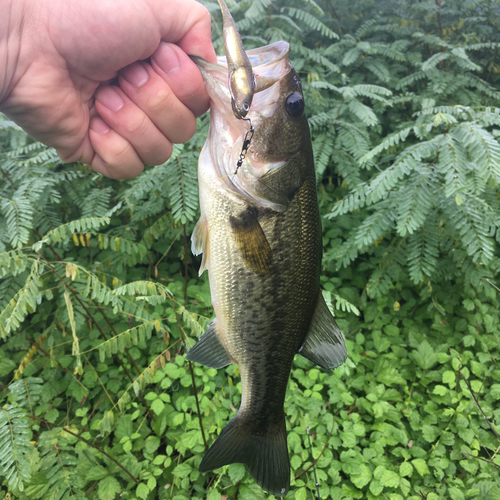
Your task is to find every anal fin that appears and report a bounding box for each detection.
[298,292,347,370]
[230,206,272,274]
[186,321,232,369]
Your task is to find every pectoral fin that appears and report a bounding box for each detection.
[299,293,347,370]
[230,207,272,273]
[191,218,210,275]
[186,321,232,369]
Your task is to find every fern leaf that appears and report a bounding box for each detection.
[282,7,338,39]
[0,261,42,338]
[32,217,110,252]
[396,169,437,237]
[347,99,378,127]
[167,155,199,224]
[443,196,496,264]
[244,0,272,18]
[0,196,33,248]
[0,378,42,492]
[97,321,156,362]
[407,221,440,284]
[0,250,30,278]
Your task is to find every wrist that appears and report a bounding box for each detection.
[0,0,31,108]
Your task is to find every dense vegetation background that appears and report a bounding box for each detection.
[1,0,500,498]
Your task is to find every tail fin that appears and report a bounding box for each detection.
[199,413,290,497]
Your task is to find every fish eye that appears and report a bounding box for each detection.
[285,92,305,118]
[243,103,250,111]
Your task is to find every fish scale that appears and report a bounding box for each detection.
[187,14,347,495]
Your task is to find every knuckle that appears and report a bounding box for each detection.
[147,87,174,113]
[124,112,149,135]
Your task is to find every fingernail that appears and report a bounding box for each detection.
[97,86,124,112]
[155,42,180,75]
[121,62,149,88]
[90,116,110,135]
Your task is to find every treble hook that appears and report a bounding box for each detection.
[234,116,255,175]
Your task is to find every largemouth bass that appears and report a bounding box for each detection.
[188,36,347,499]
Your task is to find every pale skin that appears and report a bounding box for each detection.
[0,0,217,179]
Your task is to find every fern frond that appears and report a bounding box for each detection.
[0,250,30,278]
[365,60,392,83]
[167,155,199,224]
[0,261,42,338]
[81,187,112,219]
[96,321,156,362]
[291,42,340,73]
[0,195,33,248]
[323,290,360,316]
[113,280,172,300]
[142,213,174,249]
[443,196,496,265]
[437,132,469,199]
[395,169,436,237]
[178,305,210,340]
[0,378,42,492]
[244,0,272,18]
[347,99,378,127]
[312,130,336,181]
[359,126,414,165]
[29,427,85,500]
[366,246,406,298]
[353,205,396,249]
[282,7,338,39]
[32,217,110,252]
[407,221,440,284]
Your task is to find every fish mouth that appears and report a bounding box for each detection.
[193,42,292,211]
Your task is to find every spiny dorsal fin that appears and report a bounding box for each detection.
[186,321,231,369]
[230,207,272,274]
[299,292,347,370]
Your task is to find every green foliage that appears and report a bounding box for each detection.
[1,0,500,499]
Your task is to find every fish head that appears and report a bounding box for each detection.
[194,41,314,212]
[229,67,253,119]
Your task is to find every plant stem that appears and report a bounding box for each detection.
[295,413,338,480]
[39,256,155,421]
[29,415,139,484]
[183,225,189,303]
[435,0,443,40]
[171,299,208,451]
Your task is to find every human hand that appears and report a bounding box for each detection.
[0,0,216,179]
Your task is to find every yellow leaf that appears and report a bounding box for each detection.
[73,233,79,246]
[79,234,86,246]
